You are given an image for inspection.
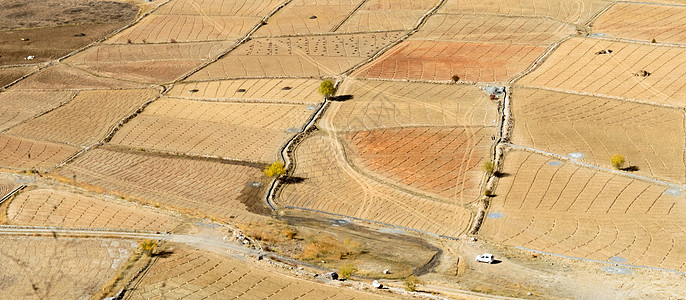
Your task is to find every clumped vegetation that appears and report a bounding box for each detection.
[451,75,460,82]
[139,240,158,257]
[404,275,423,292]
[264,162,286,178]
[298,236,362,261]
[238,221,298,245]
[610,154,625,170]
[339,263,358,280]
[318,80,336,98]
[482,161,495,175]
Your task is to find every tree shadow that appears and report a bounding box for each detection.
[153,250,174,258]
[330,95,354,101]
[621,166,640,172]
[282,176,306,184]
[494,171,510,178]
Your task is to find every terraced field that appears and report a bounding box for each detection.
[438,0,611,24]
[58,148,269,223]
[252,0,362,37]
[170,78,323,104]
[0,237,136,299]
[11,64,150,91]
[110,98,313,162]
[186,32,405,80]
[353,40,546,82]
[325,80,498,131]
[481,150,686,272]
[511,87,685,183]
[7,89,158,146]
[7,188,181,231]
[124,245,392,299]
[0,90,76,131]
[516,37,686,107]
[335,0,436,32]
[0,134,79,171]
[594,2,686,44]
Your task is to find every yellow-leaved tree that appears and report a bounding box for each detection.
[264,162,286,178]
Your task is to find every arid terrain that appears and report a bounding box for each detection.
[1,0,685,299]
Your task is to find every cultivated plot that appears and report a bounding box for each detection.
[511,87,685,183]
[0,175,17,197]
[7,188,182,231]
[0,66,38,87]
[8,89,159,147]
[353,40,546,82]
[517,37,686,107]
[335,0,436,32]
[106,15,261,44]
[324,79,498,131]
[412,14,576,45]
[154,0,284,16]
[0,90,76,132]
[278,134,472,237]
[438,0,611,24]
[481,151,686,272]
[170,78,323,104]
[252,0,363,37]
[0,237,136,299]
[110,98,313,162]
[124,245,392,299]
[58,148,269,223]
[11,64,150,90]
[594,2,686,44]
[0,134,79,171]
[344,127,494,200]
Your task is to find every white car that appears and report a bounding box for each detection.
[476,253,495,264]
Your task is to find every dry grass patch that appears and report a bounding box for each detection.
[0,134,79,171]
[594,2,686,44]
[0,90,76,132]
[170,78,324,104]
[438,0,610,24]
[0,0,138,30]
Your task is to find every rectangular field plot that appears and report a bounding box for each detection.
[324,79,498,131]
[58,148,270,223]
[106,15,261,44]
[0,90,76,131]
[0,175,17,198]
[278,134,473,238]
[12,64,150,91]
[0,65,37,87]
[7,188,182,231]
[252,0,363,37]
[517,37,686,107]
[187,31,404,80]
[0,134,79,171]
[154,0,284,16]
[439,0,610,24]
[336,0,436,32]
[353,40,545,82]
[481,150,686,272]
[170,78,323,104]
[0,237,136,299]
[7,89,159,147]
[124,245,391,299]
[412,14,576,45]
[594,2,686,44]
[109,98,313,162]
[344,127,494,201]
[511,88,685,183]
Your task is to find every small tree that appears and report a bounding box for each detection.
[451,75,460,82]
[318,80,336,98]
[651,38,657,43]
[482,161,495,175]
[404,275,422,292]
[339,263,358,280]
[264,162,286,178]
[139,240,158,257]
[610,154,625,170]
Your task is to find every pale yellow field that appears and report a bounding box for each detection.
[511,87,685,183]
[324,79,498,131]
[154,0,284,16]
[0,90,76,132]
[335,0,437,32]
[7,89,159,147]
[65,42,231,64]
[110,98,313,162]
[58,148,269,223]
[0,134,79,171]
[517,37,686,107]
[481,150,686,272]
[124,245,393,299]
[170,78,324,104]
[7,188,182,231]
[0,237,136,299]
[412,14,576,45]
[439,0,611,24]
[0,175,16,197]
[186,32,405,80]
[278,133,472,237]
[252,0,362,37]
[594,2,686,44]
[11,64,150,91]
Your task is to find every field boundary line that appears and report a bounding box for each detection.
[0,185,25,206]
[163,95,315,105]
[509,36,573,85]
[616,0,686,8]
[587,35,686,49]
[516,246,686,275]
[330,0,369,33]
[253,29,407,39]
[433,11,578,27]
[584,1,615,27]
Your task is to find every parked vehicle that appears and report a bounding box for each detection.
[476,253,495,264]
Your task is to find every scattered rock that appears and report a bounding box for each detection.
[24,55,35,60]
[383,269,390,274]
[309,16,317,19]
[73,33,86,37]
[634,70,651,77]
[188,88,199,93]
[236,88,246,92]
[372,280,383,289]
[282,86,292,90]
[21,38,29,41]
[595,49,612,55]
[325,272,339,280]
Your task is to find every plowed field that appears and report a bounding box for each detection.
[0,175,17,198]
[439,0,610,24]
[170,78,323,104]
[0,134,79,171]
[335,0,436,32]
[594,2,686,44]
[0,90,76,131]
[11,64,149,90]
[110,98,313,162]
[252,0,363,37]
[7,188,182,231]
[0,66,37,87]
[353,40,546,82]
[155,0,283,16]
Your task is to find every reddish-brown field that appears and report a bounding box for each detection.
[594,2,686,44]
[252,0,362,37]
[11,64,150,90]
[58,148,270,223]
[0,134,79,171]
[344,127,494,201]
[353,40,546,82]
[0,90,76,131]
[438,0,611,24]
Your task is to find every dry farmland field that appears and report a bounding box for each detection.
[6,188,181,231]
[0,66,37,88]
[252,0,363,37]
[353,40,546,82]
[11,64,151,90]
[0,237,136,299]
[594,2,686,44]
[481,150,686,272]
[324,80,498,131]
[516,37,686,107]
[0,90,76,131]
[110,98,314,162]
[334,0,437,32]
[186,32,405,80]
[170,78,324,104]
[0,175,17,197]
[0,134,79,171]
[124,245,393,299]
[511,87,685,183]
[7,89,159,147]
[154,0,284,16]
[438,0,611,24]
